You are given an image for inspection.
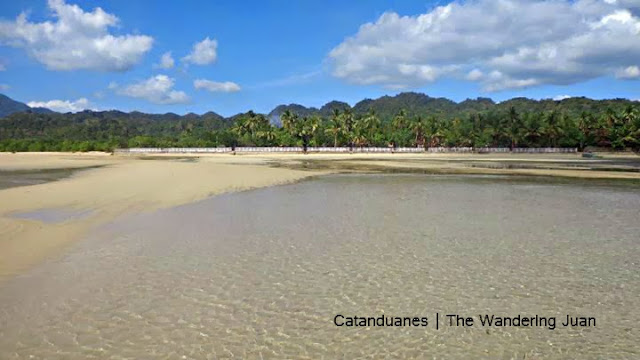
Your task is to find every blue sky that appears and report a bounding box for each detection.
[0,0,639,116]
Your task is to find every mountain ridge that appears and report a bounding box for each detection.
[0,94,53,118]
[1,92,638,123]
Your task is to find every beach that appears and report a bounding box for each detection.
[0,153,324,279]
[1,151,639,279]
[1,168,638,359]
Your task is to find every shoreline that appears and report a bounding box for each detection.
[0,153,326,280]
[0,151,639,280]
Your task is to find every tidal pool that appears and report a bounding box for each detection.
[0,168,77,190]
[0,174,638,359]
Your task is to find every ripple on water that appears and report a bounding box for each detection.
[0,174,639,359]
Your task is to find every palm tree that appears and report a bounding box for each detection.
[280,110,297,132]
[256,127,276,145]
[521,112,544,147]
[486,112,504,147]
[506,106,521,150]
[324,109,342,147]
[299,116,319,152]
[544,110,562,147]
[232,111,270,145]
[281,112,318,153]
[424,116,446,148]
[392,109,408,130]
[363,109,380,145]
[577,111,593,151]
[341,108,355,150]
[411,116,425,147]
[620,105,640,149]
[352,118,368,148]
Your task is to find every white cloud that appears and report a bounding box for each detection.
[118,75,189,104]
[466,69,483,81]
[0,84,9,91]
[154,52,174,69]
[27,97,93,112]
[329,0,640,91]
[553,95,572,101]
[182,37,217,65]
[616,65,640,79]
[0,0,153,71]
[194,79,241,92]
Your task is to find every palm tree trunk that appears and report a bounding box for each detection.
[334,133,338,148]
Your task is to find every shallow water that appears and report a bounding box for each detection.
[0,168,78,190]
[1,174,639,359]
[12,208,93,224]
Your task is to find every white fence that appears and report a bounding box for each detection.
[116,147,577,154]
[512,147,577,153]
[117,147,232,154]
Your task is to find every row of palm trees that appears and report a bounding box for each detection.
[231,105,640,151]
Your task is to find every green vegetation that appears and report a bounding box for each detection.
[0,93,638,152]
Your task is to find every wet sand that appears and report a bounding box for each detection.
[0,152,638,279]
[0,153,325,279]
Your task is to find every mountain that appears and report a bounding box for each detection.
[1,91,637,152]
[318,101,351,117]
[0,94,53,118]
[2,92,637,126]
[267,93,637,123]
[267,104,319,126]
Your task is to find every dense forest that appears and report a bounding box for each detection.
[0,92,638,152]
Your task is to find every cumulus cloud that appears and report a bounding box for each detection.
[154,52,174,69]
[328,0,640,91]
[466,69,484,81]
[194,79,241,92]
[182,37,217,65]
[616,65,640,79]
[0,0,153,71]
[118,75,189,104]
[553,95,572,101]
[27,97,93,112]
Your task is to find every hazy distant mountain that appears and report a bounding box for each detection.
[267,104,319,126]
[0,94,53,117]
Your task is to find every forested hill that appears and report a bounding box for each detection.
[0,92,638,152]
[0,94,53,118]
[267,92,636,122]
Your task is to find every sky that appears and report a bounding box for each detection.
[0,0,639,116]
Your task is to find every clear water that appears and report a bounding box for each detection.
[12,208,93,224]
[1,174,639,359]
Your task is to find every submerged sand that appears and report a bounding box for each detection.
[0,153,325,279]
[0,151,638,279]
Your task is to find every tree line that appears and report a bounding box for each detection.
[0,104,638,152]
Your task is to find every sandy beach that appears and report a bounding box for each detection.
[0,151,638,280]
[0,153,325,279]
